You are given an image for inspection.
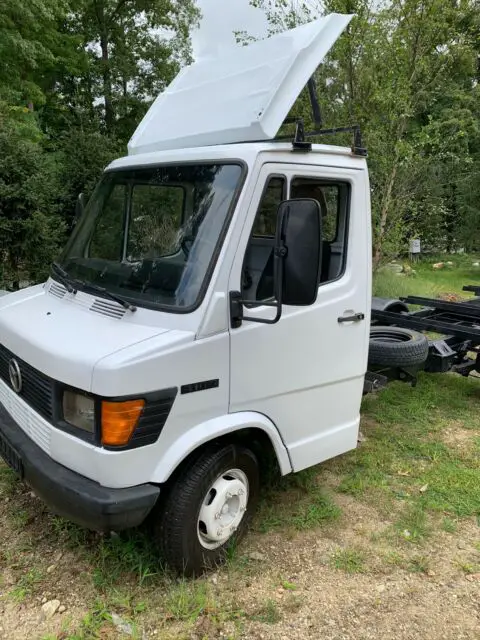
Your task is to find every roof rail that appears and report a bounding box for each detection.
[280,74,367,156]
[285,118,367,156]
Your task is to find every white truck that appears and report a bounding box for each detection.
[0,14,411,575]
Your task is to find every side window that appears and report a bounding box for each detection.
[290,178,349,284]
[242,176,286,301]
[252,177,285,237]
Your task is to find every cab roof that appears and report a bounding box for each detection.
[108,141,367,173]
[127,13,353,156]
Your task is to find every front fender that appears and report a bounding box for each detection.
[151,411,292,483]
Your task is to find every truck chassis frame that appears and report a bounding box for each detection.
[367,285,480,391]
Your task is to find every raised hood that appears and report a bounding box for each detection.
[128,13,353,156]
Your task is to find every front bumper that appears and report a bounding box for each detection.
[0,403,160,532]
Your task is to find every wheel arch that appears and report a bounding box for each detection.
[151,412,292,484]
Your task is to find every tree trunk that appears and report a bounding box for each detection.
[373,116,407,268]
[100,33,114,131]
[97,1,114,132]
[445,182,457,253]
[373,157,399,268]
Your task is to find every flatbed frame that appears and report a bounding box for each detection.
[370,285,480,382]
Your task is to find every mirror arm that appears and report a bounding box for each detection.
[229,249,285,329]
[229,292,283,328]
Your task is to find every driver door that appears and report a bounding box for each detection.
[228,162,370,472]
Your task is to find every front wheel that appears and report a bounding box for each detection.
[155,444,260,576]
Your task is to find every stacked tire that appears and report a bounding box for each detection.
[369,326,429,368]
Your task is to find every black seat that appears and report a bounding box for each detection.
[320,241,331,282]
[256,249,275,300]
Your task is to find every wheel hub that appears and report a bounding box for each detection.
[198,469,249,550]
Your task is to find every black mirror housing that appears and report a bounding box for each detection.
[229,198,322,328]
[276,198,322,306]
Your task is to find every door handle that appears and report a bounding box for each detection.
[338,313,365,324]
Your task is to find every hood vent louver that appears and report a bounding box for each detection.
[90,298,127,319]
[48,282,67,299]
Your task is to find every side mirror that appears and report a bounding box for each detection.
[74,193,87,225]
[276,198,322,306]
[229,198,322,328]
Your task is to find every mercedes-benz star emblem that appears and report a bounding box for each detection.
[8,359,22,394]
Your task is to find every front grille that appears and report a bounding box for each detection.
[0,345,54,422]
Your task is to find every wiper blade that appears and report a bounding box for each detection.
[83,282,137,313]
[51,262,77,294]
[51,262,136,312]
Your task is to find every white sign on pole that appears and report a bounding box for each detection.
[410,239,421,254]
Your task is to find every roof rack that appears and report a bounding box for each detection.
[276,76,367,157]
[280,119,367,156]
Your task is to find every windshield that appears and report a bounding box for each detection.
[57,163,244,311]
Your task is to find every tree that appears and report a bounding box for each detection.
[0,104,65,288]
[0,0,76,108]
[255,0,480,263]
[64,0,200,138]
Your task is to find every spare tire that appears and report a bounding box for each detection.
[369,326,429,368]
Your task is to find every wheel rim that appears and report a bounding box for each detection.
[197,468,249,550]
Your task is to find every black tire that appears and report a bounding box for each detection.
[155,444,260,577]
[369,326,429,368]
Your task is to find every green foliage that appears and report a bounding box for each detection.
[63,0,199,138]
[0,0,199,288]
[0,103,65,287]
[0,0,70,105]
[257,0,480,263]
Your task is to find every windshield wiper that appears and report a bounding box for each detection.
[81,281,137,313]
[51,262,136,312]
[51,262,77,294]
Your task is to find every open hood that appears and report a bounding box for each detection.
[128,13,353,156]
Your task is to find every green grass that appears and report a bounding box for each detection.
[330,371,480,530]
[0,464,19,497]
[90,530,161,590]
[58,601,129,640]
[374,254,480,300]
[8,567,44,602]
[454,559,480,575]
[256,489,341,533]
[248,599,281,624]
[163,580,214,622]
[393,504,432,543]
[407,555,431,574]
[281,580,297,591]
[331,254,480,540]
[442,517,458,534]
[331,548,367,574]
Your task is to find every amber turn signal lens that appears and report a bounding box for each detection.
[101,399,145,446]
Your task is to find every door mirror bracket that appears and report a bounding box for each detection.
[230,198,322,328]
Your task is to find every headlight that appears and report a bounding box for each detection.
[63,391,95,433]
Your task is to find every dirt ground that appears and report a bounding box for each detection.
[0,466,479,640]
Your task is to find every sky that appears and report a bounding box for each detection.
[191,0,270,60]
